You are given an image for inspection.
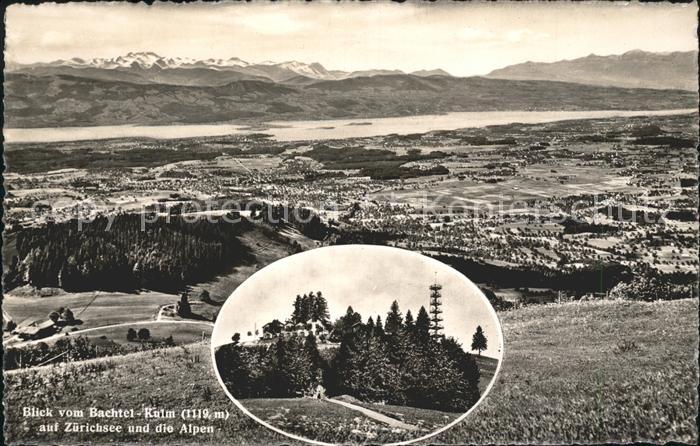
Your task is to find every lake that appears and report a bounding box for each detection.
[4,109,696,144]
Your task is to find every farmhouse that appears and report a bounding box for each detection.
[279,318,332,340]
[16,319,56,340]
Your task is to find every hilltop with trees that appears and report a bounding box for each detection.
[291,291,330,325]
[216,298,482,412]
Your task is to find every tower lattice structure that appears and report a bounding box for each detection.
[429,283,443,339]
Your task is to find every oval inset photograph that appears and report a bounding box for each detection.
[211,245,503,445]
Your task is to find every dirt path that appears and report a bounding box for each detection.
[325,398,418,431]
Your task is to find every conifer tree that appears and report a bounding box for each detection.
[374,315,385,337]
[335,306,362,338]
[292,295,303,323]
[304,332,322,372]
[177,291,191,317]
[366,316,375,334]
[415,306,430,343]
[471,325,487,356]
[300,294,310,321]
[404,309,414,330]
[385,300,403,335]
[311,291,330,323]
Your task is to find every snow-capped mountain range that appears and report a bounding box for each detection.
[12,51,450,83]
[12,50,694,90]
[28,52,252,70]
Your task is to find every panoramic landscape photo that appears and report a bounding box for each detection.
[2,2,698,445]
[212,245,502,444]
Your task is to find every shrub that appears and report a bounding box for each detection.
[137,328,151,341]
[62,308,75,323]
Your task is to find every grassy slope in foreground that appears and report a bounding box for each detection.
[434,298,699,444]
[3,299,697,445]
[243,397,428,444]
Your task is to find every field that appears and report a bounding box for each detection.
[3,344,293,445]
[187,224,301,303]
[433,298,699,444]
[346,400,462,431]
[81,322,212,347]
[2,289,219,352]
[2,290,177,330]
[2,222,302,351]
[371,164,639,210]
[243,398,422,444]
[473,355,498,395]
[4,298,697,445]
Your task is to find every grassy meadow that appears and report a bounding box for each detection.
[345,399,462,432]
[2,291,177,329]
[473,355,498,395]
[81,322,212,347]
[187,225,300,303]
[4,298,697,444]
[243,398,422,444]
[432,298,699,444]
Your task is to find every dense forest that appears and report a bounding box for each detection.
[432,253,632,293]
[294,144,451,180]
[4,214,254,292]
[359,164,449,180]
[216,301,481,412]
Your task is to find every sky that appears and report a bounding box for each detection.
[4,1,698,76]
[211,245,503,358]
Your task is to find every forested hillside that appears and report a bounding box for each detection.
[5,73,696,127]
[4,215,254,292]
[216,302,481,412]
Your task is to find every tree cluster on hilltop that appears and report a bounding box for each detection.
[3,214,252,293]
[290,291,330,325]
[216,300,481,412]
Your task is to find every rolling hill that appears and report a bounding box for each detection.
[412,69,452,77]
[3,298,697,444]
[486,50,698,91]
[4,72,695,128]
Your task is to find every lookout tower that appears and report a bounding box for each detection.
[429,283,444,339]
